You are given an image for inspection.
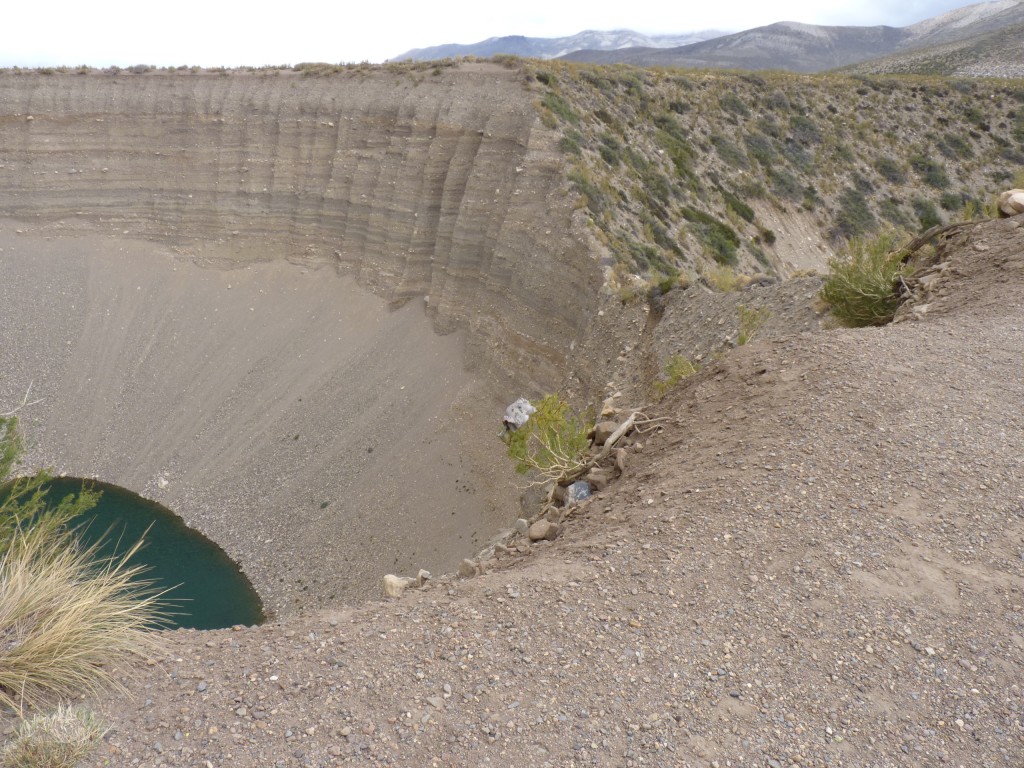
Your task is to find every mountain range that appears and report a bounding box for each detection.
[391,29,724,62]
[392,0,1024,76]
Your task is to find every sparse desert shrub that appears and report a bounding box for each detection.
[0,705,107,768]
[873,156,906,184]
[598,134,622,167]
[939,133,974,160]
[765,91,791,111]
[722,189,755,223]
[703,264,740,292]
[559,132,582,156]
[783,140,815,173]
[879,197,911,226]
[820,229,910,327]
[719,92,750,117]
[744,132,778,167]
[710,134,749,170]
[912,197,943,229]
[681,207,740,265]
[737,305,769,345]
[909,153,950,188]
[769,168,803,202]
[541,92,579,125]
[0,417,163,712]
[789,114,823,145]
[568,166,607,215]
[503,395,591,484]
[653,355,701,398]
[831,187,877,241]
[939,191,967,211]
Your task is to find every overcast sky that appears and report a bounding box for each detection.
[1,0,994,67]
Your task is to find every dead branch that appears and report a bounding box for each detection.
[1,382,43,418]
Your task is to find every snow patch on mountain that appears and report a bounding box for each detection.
[907,0,1020,37]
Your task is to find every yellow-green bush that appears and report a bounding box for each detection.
[820,230,910,327]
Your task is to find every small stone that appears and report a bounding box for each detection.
[585,468,611,491]
[197,681,208,692]
[566,481,591,506]
[458,559,478,578]
[427,696,444,710]
[514,518,529,535]
[383,574,415,598]
[528,520,559,542]
[235,706,248,717]
[593,420,620,446]
[615,448,627,474]
[417,569,431,586]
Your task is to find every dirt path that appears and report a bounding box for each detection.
[73,216,1023,767]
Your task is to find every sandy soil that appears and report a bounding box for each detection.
[25,215,1013,767]
[0,222,520,617]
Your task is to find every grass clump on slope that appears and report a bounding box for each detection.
[0,705,108,768]
[0,415,164,714]
[820,230,910,327]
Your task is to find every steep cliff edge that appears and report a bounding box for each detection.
[0,63,600,393]
[0,63,601,616]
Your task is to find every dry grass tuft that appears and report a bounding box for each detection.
[0,705,108,768]
[0,416,165,713]
[0,522,164,712]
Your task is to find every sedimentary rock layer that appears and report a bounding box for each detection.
[0,63,599,392]
[0,64,601,615]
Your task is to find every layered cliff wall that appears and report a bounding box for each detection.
[0,64,602,615]
[0,63,600,392]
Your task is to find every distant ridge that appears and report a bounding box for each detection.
[390,29,724,62]
[558,0,1024,74]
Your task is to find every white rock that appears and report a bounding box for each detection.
[383,574,416,598]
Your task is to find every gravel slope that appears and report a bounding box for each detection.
[70,217,1024,767]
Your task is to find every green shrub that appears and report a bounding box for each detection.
[737,305,769,345]
[939,133,974,160]
[769,168,803,201]
[719,92,750,117]
[503,395,591,483]
[912,197,943,229]
[831,188,877,241]
[722,189,756,223]
[744,132,778,167]
[541,92,579,125]
[820,229,910,327]
[710,134,749,170]
[873,157,906,184]
[909,154,950,188]
[939,191,967,211]
[568,166,607,215]
[789,114,823,145]
[653,355,701,399]
[681,207,740,265]
[879,197,911,226]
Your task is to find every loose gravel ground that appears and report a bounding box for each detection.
[12,218,1024,767]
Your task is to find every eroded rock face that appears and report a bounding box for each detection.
[0,64,600,393]
[0,64,602,616]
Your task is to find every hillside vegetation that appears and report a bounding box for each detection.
[525,59,1024,282]
[844,22,1024,78]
